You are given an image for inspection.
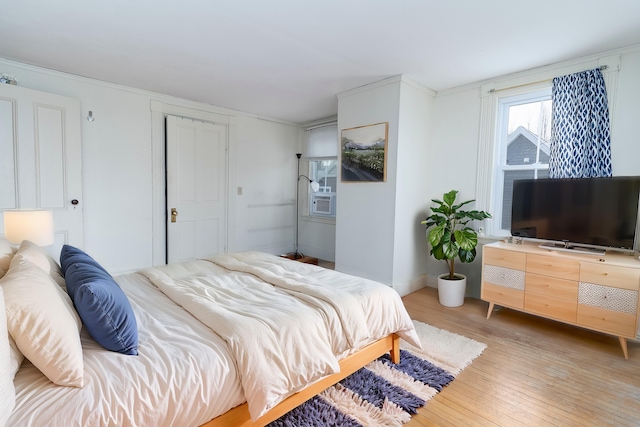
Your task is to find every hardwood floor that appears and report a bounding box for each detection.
[402,287,640,427]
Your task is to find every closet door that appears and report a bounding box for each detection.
[0,84,83,256]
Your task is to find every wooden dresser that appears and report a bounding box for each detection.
[481,241,640,359]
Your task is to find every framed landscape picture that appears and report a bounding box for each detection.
[341,122,388,182]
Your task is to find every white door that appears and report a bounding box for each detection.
[0,84,83,258]
[166,115,227,263]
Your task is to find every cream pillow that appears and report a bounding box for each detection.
[0,238,15,278]
[8,335,24,380]
[1,254,83,387]
[0,287,16,427]
[15,240,66,289]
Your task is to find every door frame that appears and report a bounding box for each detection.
[150,101,237,265]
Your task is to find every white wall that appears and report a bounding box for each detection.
[392,79,435,295]
[233,116,303,254]
[0,58,302,273]
[335,76,434,294]
[335,78,401,285]
[298,217,336,262]
[611,50,640,176]
[426,87,484,294]
[429,45,640,298]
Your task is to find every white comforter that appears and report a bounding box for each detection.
[142,252,420,421]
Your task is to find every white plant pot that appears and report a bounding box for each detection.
[437,273,467,307]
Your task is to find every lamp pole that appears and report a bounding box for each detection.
[295,153,302,258]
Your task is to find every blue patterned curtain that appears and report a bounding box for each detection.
[549,68,612,178]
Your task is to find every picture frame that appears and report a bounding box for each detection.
[340,122,388,182]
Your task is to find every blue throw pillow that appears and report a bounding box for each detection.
[60,244,109,276]
[61,245,138,356]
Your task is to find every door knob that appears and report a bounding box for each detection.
[171,208,178,223]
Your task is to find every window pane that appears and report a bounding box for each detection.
[506,100,551,166]
[309,159,337,217]
[312,160,337,192]
[502,170,535,230]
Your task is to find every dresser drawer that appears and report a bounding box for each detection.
[578,282,638,315]
[483,265,525,290]
[526,254,580,281]
[481,282,524,309]
[577,304,637,338]
[484,247,526,270]
[525,293,577,323]
[526,272,578,302]
[580,263,640,291]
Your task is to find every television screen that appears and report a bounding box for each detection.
[511,176,640,251]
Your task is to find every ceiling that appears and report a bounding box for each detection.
[2,0,640,124]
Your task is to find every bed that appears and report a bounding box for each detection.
[0,240,419,427]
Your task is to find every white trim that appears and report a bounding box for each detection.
[304,120,337,131]
[442,47,631,98]
[475,93,497,228]
[338,75,436,99]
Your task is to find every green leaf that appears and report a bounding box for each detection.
[451,199,474,211]
[443,190,457,206]
[458,248,477,263]
[442,239,459,259]
[428,223,446,247]
[430,244,446,260]
[454,228,478,250]
[465,210,492,220]
[431,206,448,215]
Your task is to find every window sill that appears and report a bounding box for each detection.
[479,235,504,244]
[300,215,336,225]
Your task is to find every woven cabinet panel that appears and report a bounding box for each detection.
[484,265,525,290]
[578,282,638,315]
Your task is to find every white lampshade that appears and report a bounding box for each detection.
[310,181,320,192]
[3,210,55,246]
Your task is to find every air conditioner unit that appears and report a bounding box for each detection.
[311,193,336,216]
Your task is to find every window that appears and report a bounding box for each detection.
[304,123,338,219]
[309,160,337,217]
[491,89,551,235]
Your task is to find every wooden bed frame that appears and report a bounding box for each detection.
[203,333,400,427]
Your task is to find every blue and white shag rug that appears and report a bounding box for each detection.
[268,320,487,427]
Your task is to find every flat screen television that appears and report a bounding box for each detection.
[510,176,640,254]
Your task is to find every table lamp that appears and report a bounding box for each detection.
[3,210,55,246]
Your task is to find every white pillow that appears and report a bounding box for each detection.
[0,238,15,278]
[8,335,23,380]
[0,287,16,427]
[1,254,84,387]
[15,240,66,288]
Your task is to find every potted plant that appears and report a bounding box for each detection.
[421,190,491,307]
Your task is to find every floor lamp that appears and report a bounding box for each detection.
[294,153,320,259]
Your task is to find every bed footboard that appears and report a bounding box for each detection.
[203,333,400,427]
